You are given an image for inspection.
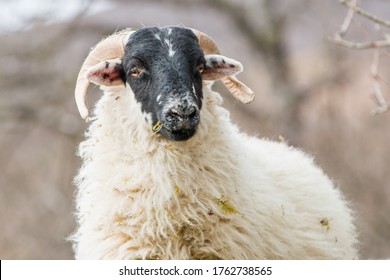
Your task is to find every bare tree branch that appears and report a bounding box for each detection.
[370,50,389,114]
[327,35,390,49]
[337,0,357,37]
[340,0,390,28]
[328,0,390,114]
[328,0,390,49]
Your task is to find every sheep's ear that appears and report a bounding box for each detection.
[202,54,243,81]
[86,58,125,86]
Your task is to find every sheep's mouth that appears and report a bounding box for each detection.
[152,117,199,141]
[160,127,196,141]
[159,125,197,141]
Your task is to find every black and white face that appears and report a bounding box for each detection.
[123,27,204,141]
[86,26,244,141]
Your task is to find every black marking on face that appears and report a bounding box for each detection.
[122,26,205,141]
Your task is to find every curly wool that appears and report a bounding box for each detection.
[71,83,358,260]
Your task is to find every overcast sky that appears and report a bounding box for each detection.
[0,0,112,33]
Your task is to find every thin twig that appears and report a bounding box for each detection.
[328,0,390,49]
[327,35,390,49]
[337,0,357,37]
[370,50,389,114]
[339,0,390,28]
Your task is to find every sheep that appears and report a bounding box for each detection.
[71,26,359,260]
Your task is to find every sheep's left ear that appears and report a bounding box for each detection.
[202,54,243,81]
[86,58,125,86]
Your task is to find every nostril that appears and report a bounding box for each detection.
[167,106,198,120]
[168,109,182,118]
[187,107,197,119]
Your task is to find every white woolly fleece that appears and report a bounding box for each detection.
[71,83,359,260]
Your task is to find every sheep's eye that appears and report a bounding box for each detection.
[131,67,142,77]
[197,63,205,74]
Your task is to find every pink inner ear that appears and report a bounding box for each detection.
[202,55,243,81]
[90,69,121,84]
[86,59,124,86]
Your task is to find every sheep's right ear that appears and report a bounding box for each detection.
[201,54,255,103]
[86,58,125,86]
[202,55,243,81]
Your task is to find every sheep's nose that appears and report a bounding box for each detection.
[164,104,199,131]
[167,105,197,121]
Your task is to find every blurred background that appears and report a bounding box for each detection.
[0,0,389,259]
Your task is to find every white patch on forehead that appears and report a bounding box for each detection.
[164,38,176,57]
[157,94,162,105]
[192,84,198,100]
[154,33,161,41]
[167,28,172,35]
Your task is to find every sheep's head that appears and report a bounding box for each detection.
[75,26,254,141]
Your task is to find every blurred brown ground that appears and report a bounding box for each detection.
[0,0,389,259]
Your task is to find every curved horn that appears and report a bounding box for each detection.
[190,28,221,55]
[191,28,255,104]
[75,30,132,119]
